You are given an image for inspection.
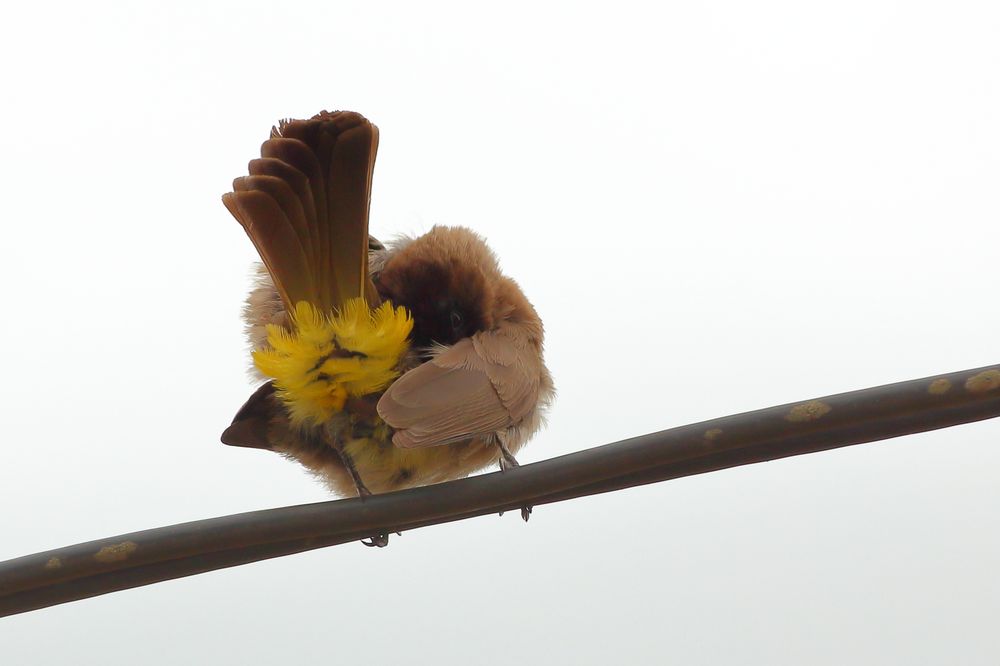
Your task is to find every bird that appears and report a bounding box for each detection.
[220,111,554,540]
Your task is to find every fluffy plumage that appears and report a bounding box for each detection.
[222,111,554,498]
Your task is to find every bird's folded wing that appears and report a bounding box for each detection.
[221,381,278,450]
[222,111,380,313]
[377,329,541,448]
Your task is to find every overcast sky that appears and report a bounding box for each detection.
[1,1,998,663]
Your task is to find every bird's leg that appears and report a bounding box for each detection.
[497,441,520,471]
[324,431,391,547]
[496,441,532,522]
[336,445,373,499]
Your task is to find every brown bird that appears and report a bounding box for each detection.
[220,111,554,537]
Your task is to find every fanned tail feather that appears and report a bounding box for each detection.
[223,111,381,314]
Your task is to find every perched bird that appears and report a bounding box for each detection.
[220,111,554,535]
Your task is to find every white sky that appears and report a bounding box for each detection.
[1,1,998,663]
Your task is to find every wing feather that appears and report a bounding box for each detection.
[377,329,542,448]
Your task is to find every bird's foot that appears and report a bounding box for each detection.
[362,533,390,548]
[498,505,533,522]
[496,442,532,522]
[361,531,402,548]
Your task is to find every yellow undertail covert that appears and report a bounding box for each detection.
[253,298,413,427]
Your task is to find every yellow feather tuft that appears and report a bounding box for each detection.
[253,298,413,427]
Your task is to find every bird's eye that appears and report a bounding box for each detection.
[449,310,463,331]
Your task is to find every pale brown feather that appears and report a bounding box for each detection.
[377,324,545,449]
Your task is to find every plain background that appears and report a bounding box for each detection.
[1,1,998,663]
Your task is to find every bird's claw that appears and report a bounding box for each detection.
[361,531,402,548]
[498,504,533,521]
[362,533,390,548]
[497,505,533,520]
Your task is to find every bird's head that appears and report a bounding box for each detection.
[375,226,542,352]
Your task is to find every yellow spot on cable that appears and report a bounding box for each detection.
[94,541,138,563]
[928,378,952,395]
[703,428,723,442]
[965,369,1000,394]
[785,400,832,423]
[44,557,62,570]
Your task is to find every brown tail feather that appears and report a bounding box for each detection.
[223,110,380,314]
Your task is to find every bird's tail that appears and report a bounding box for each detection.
[222,110,381,314]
